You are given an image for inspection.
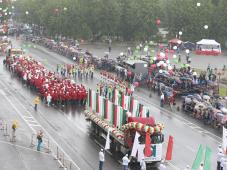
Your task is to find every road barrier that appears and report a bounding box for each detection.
[54,146,76,170]
[3,123,9,137]
[30,133,79,170]
[0,120,78,169]
[0,120,5,130]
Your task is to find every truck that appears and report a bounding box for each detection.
[85,88,164,165]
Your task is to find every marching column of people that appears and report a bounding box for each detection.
[56,63,94,80]
[5,55,87,108]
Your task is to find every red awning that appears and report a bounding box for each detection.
[128,117,155,126]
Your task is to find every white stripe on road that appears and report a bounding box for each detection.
[0,81,80,170]
[15,41,222,169]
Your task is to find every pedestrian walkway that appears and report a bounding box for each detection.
[0,139,59,170]
[0,119,60,170]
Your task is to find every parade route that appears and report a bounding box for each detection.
[5,37,223,169]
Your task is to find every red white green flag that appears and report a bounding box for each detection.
[132,99,139,117]
[96,93,99,114]
[91,90,96,112]
[123,95,130,110]
[114,105,124,128]
[114,89,119,105]
[106,100,114,124]
[141,106,150,118]
[87,88,92,108]
[98,96,105,118]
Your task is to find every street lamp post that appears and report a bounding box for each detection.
[179,31,183,39]
[25,11,29,26]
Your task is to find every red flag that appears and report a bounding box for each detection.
[144,132,152,157]
[165,135,174,160]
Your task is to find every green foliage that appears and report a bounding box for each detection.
[14,0,162,41]
[14,0,227,45]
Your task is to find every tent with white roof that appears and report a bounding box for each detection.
[196,39,221,53]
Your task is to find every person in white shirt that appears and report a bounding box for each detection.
[199,163,204,170]
[122,154,130,170]
[140,158,146,170]
[159,160,166,170]
[47,94,52,107]
[223,159,227,170]
[221,158,227,170]
[217,151,224,170]
[99,149,105,170]
[160,93,165,107]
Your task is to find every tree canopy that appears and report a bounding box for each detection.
[11,0,227,46]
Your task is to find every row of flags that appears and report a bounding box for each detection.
[192,145,212,170]
[87,89,150,127]
[90,87,214,168]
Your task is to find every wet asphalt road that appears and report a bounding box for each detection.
[1,37,225,170]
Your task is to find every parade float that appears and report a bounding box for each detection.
[85,88,164,163]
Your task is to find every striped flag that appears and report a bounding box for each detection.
[99,96,105,118]
[105,129,110,150]
[142,106,150,118]
[122,109,127,125]
[139,104,143,117]
[91,90,96,112]
[97,96,104,116]
[192,145,204,170]
[118,91,122,106]
[204,147,212,170]
[114,89,119,105]
[106,100,114,124]
[87,89,91,108]
[96,93,99,114]
[121,92,125,108]
[132,99,139,117]
[123,95,130,110]
[114,105,124,128]
[130,97,134,113]
[104,98,108,119]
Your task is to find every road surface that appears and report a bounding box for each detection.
[1,37,224,170]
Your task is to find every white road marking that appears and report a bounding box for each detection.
[0,81,80,170]
[14,42,222,169]
[29,124,41,127]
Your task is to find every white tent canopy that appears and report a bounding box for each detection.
[196,39,221,52]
